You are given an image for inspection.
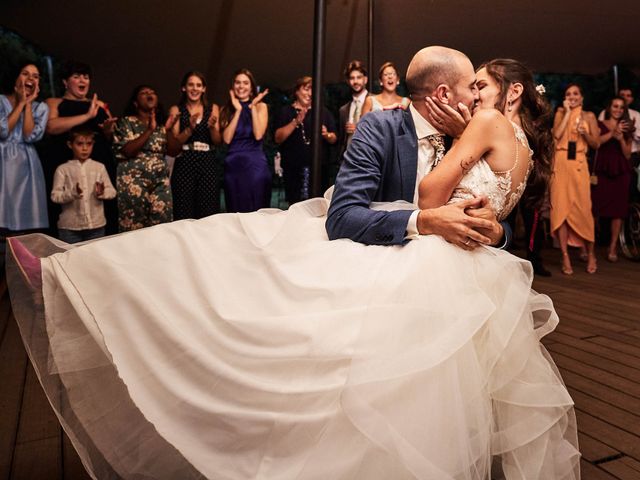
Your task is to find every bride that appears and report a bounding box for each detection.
[7,55,579,479]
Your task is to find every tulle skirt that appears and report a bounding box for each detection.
[7,197,580,479]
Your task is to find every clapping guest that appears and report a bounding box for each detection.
[220,69,271,213]
[51,127,116,243]
[550,84,600,274]
[360,62,410,116]
[0,63,49,235]
[167,71,222,219]
[599,87,640,202]
[592,97,634,262]
[113,85,177,231]
[44,61,118,235]
[274,76,337,205]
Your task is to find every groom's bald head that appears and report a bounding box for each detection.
[406,46,471,99]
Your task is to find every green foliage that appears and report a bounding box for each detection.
[536,65,640,116]
[0,26,61,99]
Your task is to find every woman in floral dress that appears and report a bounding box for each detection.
[113,85,178,231]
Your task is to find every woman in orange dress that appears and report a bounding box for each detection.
[550,83,600,274]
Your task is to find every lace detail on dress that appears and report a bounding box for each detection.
[447,122,533,221]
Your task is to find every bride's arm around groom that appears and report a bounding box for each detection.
[326,46,506,248]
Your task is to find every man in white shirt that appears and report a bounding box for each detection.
[338,60,368,159]
[327,46,509,248]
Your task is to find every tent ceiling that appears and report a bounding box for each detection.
[4,0,639,111]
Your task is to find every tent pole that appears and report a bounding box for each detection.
[368,0,374,91]
[311,0,327,197]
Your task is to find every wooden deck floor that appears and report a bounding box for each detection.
[0,246,638,479]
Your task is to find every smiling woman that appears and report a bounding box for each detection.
[0,62,49,234]
[167,71,222,219]
[360,61,410,116]
[42,61,119,236]
[219,68,272,213]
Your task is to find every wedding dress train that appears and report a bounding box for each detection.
[7,124,580,479]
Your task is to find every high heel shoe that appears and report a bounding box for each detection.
[561,252,573,275]
[586,254,598,274]
[607,252,618,263]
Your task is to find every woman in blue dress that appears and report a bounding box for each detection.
[219,69,271,213]
[0,63,49,234]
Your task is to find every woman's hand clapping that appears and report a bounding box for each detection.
[250,89,269,108]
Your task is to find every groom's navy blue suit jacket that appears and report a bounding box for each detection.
[326,108,512,247]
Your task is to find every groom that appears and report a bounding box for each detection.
[326,46,510,249]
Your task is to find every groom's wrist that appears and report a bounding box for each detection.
[416,209,435,236]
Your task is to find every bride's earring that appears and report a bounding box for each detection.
[507,100,513,112]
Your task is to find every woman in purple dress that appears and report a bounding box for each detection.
[219,69,271,213]
[592,96,634,261]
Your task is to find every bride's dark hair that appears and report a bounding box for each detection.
[478,59,553,209]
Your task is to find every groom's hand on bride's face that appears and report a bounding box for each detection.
[425,97,472,139]
[417,197,494,250]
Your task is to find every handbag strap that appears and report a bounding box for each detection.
[591,149,599,174]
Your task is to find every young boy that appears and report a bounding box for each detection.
[51,127,116,243]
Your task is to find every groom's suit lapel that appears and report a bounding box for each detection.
[396,109,418,203]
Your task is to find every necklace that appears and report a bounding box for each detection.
[293,104,311,146]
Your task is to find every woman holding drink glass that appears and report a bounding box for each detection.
[550,83,600,274]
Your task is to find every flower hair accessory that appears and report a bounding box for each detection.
[535,84,546,95]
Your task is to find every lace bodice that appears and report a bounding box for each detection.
[447,122,533,221]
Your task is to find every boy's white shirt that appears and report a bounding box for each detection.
[51,158,116,230]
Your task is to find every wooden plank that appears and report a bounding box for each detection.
[554,321,640,349]
[547,343,640,384]
[0,316,28,480]
[552,306,633,333]
[576,410,640,459]
[14,363,60,444]
[561,369,640,414]
[588,336,640,359]
[549,332,640,369]
[578,432,619,463]
[62,431,91,480]
[580,458,623,480]
[552,352,640,399]
[0,281,12,349]
[600,456,640,480]
[568,388,640,437]
[9,437,61,480]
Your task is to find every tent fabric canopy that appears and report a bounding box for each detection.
[3,0,639,112]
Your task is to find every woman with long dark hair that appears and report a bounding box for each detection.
[0,62,49,235]
[550,83,600,274]
[168,71,222,219]
[592,96,635,261]
[219,69,271,212]
[8,57,578,480]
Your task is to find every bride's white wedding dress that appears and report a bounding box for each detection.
[7,124,579,479]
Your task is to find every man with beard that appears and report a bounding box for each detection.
[337,60,368,160]
[327,46,509,248]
